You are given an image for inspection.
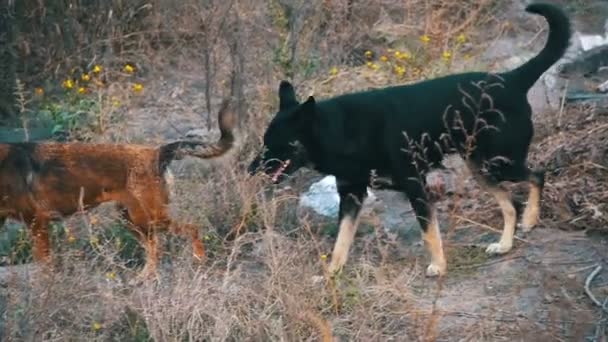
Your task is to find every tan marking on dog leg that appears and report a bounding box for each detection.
[521,182,541,232]
[422,211,447,277]
[139,233,159,280]
[486,188,516,255]
[184,223,206,263]
[169,221,206,262]
[328,215,360,274]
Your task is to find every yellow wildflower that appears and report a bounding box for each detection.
[399,52,411,60]
[67,235,76,243]
[204,235,211,241]
[380,55,388,62]
[364,50,373,59]
[77,87,87,94]
[132,83,144,93]
[81,73,90,82]
[110,96,121,107]
[106,271,116,280]
[329,67,339,76]
[89,215,99,225]
[456,34,466,44]
[123,64,135,74]
[92,322,102,331]
[394,65,406,77]
[62,79,74,89]
[320,254,328,261]
[93,65,103,74]
[90,236,99,246]
[420,34,431,44]
[442,51,452,61]
[34,87,44,96]
[367,62,379,70]
[394,51,401,58]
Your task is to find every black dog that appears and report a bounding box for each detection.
[249,3,571,277]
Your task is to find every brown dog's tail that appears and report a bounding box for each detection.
[158,98,236,172]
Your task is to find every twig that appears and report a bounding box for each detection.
[455,255,524,270]
[573,263,603,273]
[454,215,531,244]
[585,265,608,314]
[557,80,568,130]
[592,297,608,342]
[524,26,546,48]
[445,0,490,37]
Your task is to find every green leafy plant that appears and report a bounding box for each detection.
[39,96,99,136]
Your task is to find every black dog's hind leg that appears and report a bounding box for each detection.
[468,162,544,254]
[398,176,447,277]
[520,169,545,232]
[327,180,367,275]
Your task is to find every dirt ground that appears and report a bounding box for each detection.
[1,1,608,341]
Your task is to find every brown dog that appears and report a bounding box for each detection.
[0,99,235,278]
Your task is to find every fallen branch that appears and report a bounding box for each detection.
[584,264,608,314]
[454,215,531,244]
[455,255,525,270]
[592,298,608,342]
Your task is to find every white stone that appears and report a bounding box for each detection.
[579,34,608,51]
[299,176,377,218]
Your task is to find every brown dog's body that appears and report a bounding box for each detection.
[0,100,235,278]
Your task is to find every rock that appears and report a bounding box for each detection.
[299,176,377,218]
[597,79,608,93]
[184,128,216,141]
[579,34,608,51]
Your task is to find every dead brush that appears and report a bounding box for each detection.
[531,107,608,232]
[2,0,595,341]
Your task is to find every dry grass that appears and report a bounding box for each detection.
[1,0,607,340]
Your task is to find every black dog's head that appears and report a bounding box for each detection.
[248,81,316,182]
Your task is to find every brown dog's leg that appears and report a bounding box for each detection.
[171,222,206,263]
[137,232,159,280]
[30,214,52,264]
[116,192,161,280]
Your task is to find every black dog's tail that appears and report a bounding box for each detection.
[158,98,236,172]
[504,3,572,91]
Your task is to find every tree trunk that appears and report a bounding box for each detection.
[0,3,17,123]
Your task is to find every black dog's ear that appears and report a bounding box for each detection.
[290,95,316,125]
[279,81,298,110]
[301,95,315,110]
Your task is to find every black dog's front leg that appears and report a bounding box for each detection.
[327,180,367,274]
[400,177,447,277]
